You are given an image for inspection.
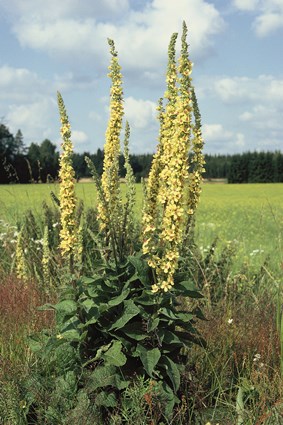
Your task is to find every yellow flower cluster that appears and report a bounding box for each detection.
[15,229,28,282]
[57,92,78,258]
[186,88,205,221]
[98,39,124,234]
[142,22,202,293]
[42,225,50,285]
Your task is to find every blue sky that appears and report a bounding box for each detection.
[0,0,283,155]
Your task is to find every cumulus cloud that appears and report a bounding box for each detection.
[212,75,283,104]
[203,123,246,153]
[233,0,283,37]
[124,97,157,129]
[2,0,224,70]
[72,130,89,145]
[0,65,49,102]
[5,97,58,143]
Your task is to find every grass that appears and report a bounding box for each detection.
[1,182,282,273]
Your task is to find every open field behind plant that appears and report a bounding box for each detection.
[1,182,282,273]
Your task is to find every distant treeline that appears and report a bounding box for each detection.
[204,151,283,183]
[1,124,283,184]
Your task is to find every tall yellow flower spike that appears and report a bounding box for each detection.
[57,91,77,258]
[143,22,202,293]
[98,39,124,235]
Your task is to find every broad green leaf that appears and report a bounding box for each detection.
[28,334,48,352]
[128,255,150,285]
[81,276,96,285]
[94,391,117,407]
[147,317,159,332]
[122,322,148,341]
[102,341,127,367]
[136,292,157,305]
[174,280,203,298]
[160,381,178,417]
[109,300,140,330]
[161,355,180,392]
[81,298,98,312]
[88,365,128,391]
[162,330,182,345]
[88,365,117,390]
[54,300,77,315]
[159,307,179,320]
[61,329,81,341]
[136,344,161,377]
[108,288,130,307]
[175,312,194,322]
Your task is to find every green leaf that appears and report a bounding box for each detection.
[94,391,117,407]
[55,300,77,315]
[122,322,148,341]
[81,298,97,313]
[81,276,96,285]
[28,334,49,352]
[88,365,128,392]
[147,317,159,332]
[162,330,182,345]
[175,312,194,323]
[136,292,157,305]
[102,341,127,367]
[174,280,203,298]
[108,288,130,307]
[159,307,179,320]
[109,300,140,330]
[61,329,81,341]
[88,365,117,390]
[128,255,150,285]
[160,356,180,392]
[160,381,178,417]
[136,344,161,377]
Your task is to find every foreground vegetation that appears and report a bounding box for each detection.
[1,23,283,425]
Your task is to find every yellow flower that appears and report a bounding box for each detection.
[57,92,78,259]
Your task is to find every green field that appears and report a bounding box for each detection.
[1,182,282,274]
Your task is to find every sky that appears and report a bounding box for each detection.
[0,0,283,155]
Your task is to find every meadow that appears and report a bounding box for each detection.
[1,181,282,272]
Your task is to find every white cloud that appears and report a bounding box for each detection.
[2,0,224,70]
[212,75,283,104]
[124,97,157,129]
[0,65,49,102]
[233,0,283,37]
[202,123,246,153]
[254,12,283,36]
[71,130,89,146]
[5,97,58,143]
[203,123,232,141]
[233,0,259,11]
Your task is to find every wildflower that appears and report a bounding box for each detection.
[253,353,261,362]
[57,91,78,258]
[15,229,28,282]
[142,23,202,293]
[98,38,124,236]
[227,318,233,325]
[42,225,50,286]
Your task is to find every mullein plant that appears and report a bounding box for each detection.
[57,92,79,271]
[122,121,137,252]
[142,22,204,293]
[15,228,28,282]
[90,39,131,263]
[42,225,51,287]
